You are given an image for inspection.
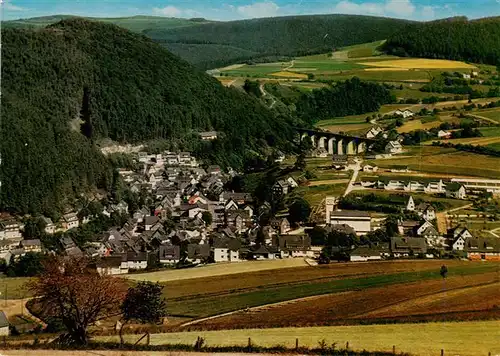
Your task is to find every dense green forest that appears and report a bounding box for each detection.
[296,78,395,123]
[6,14,412,69]
[1,19,297,215]
[384,17,500,65]
[146,15,413,69]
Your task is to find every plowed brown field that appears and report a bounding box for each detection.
[193,272,500,330]
[165,260,475,300]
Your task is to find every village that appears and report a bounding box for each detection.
[1,133,499,276]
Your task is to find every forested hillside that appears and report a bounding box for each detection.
[384,17,500,65]
[146,15,413,69]
[1,19,296,215]
[296,78,395,123]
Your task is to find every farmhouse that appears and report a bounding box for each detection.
[349,246,384,262]
[274,234,312,258]
[385,141,403,154]
[415,203,436,221]
[438,130,452,139]
[329,210,371,235]
[199,131,218,141]
[159,244,181,265]
[450,226,473,251]
[390,237,427,257]
[61,213,79,231]
[395,109,414,118]
[365,126,383,139]
[446,183,467,200]
[96,255,129,275]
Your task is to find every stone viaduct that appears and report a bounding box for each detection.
[296,128,376,155]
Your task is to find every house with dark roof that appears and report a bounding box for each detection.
[96,255,128,275]
[125,251,148,270]
[350,245,387,262]
[20,239,42,253]
[212,237,241,262]
[415,203,436,221]
[159,245,181,265]
[273,234,312,258]
[450,226,473,251]
[270,217,291,235]
[251,245,277,260]
[465,237,500,261]
[390,237,427,257]
[187,244,210,264]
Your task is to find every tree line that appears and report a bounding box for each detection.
[384,17,500,65]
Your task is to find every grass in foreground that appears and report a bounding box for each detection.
[101,320,500,356]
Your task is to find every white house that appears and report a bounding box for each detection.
[0,220,22,240]
[405,181,425,192]
[199,131,218,141]
[126,252,148,270]
[363,165,378,173]
[212,238,241,262]
[462,73,471,79]
[425,180,446,194]
[446,184,467,200]
[329,210,371,235]
[62,213,79,231]
[451,227,473,251]
[366,127,383,139]
[406,196,415,211]
[438,130,452,139]
[415,203,436,221]
[385,141,403,154]
[395,109,414,119]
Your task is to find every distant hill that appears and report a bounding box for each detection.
[146,14,413,69]
[1,19,295,215]
[5,14,412,69]
[3,15,211,32]
[384,17,500,65]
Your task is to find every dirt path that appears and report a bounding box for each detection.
[467,113,498,124]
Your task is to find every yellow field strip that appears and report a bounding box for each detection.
[102,321,500,356]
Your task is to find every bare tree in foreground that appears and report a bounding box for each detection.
[28,256,126,345]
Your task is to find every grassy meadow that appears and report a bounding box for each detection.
[105,320,500,356]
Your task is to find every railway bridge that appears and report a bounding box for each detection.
[296,128,376,155]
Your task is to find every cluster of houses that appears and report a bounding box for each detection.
[332,196,500,262]
[358,178,467,199]
[0,150,315,274]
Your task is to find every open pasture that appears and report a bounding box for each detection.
[165,262,496,319]
[194,272,500,330]
[358,58,477,69]
[164,260,474,301]
[107,321,500,356]
[371,148,500,179]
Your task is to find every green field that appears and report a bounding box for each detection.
[350,190,470,211]
[475,108,500,123]
[106,321,500,356]
[165,263,497,318]
[369,146,500,179]
[296,184,348,206]
[0,277,32,299]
